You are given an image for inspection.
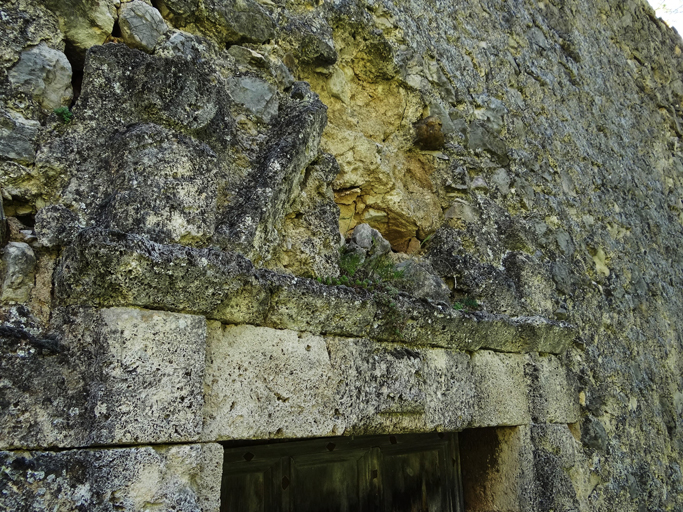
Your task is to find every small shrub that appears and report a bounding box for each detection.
[54,106,73,124]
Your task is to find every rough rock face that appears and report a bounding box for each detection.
[1,0,683,510]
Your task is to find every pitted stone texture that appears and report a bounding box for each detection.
[119,1,169,52]
[525,353,580,424]
[0,307,206,449]
[8,43,72,110]
[202,323,340,440]
[470,351,530,427]
[1,242,36,304]
[328,337,427,434]
[159,0,276,44]
[34,204,82,248]
[0,110,40,164]
[202,325,572,438]
[99,123,219,244]
[422,349,475,431]
[531,424,582,511]
[0,443,222,511]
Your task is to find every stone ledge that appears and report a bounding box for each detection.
[0,443,222,512]
[55,228,574,354]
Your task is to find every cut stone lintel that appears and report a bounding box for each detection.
[55,228,574,354]
[0,307,207,450]
[202,324,579,441]
[0,443,223,512]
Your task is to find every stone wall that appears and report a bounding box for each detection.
[1,0,682,510]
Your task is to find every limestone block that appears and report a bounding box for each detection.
[0,110,40,164]
[0,443,223,511]
[227,76,279,122]
[328,337,427,433]
[525,353,580,424]
[55,228,574,355]
[202,323,341,440]
[422,349,475,431]
[119,1,169,53]
[8,43,73,110]
[470,351,531,427]
[531,424,581,510]
[1,242,36,303]
[0,307,206,449]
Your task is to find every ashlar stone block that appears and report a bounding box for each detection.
[0,443,223,511]
[0,307,206,449]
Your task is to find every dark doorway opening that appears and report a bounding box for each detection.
[220,432,464,512]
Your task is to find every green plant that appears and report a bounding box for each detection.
[453,297,480,311]
[54,106,73,124]
[339,251,362,277]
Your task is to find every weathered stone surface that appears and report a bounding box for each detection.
[0,443,223,511]
[43,0,116,63]
[203,326,573,439]
[531,424,582,512]
[270,152,342,278]
[394,259,451,303]
[119,1,168,53]
[461,425,537,512]
[0,110,39,164]
[8,43,72,110]
[470,351,530,427]
[158,0,275,44]
[421,348,475,431]
[526,353,580,424]
[54,228,574,354]
[1,242,36,303]
[202,323,340,440]
[226,75,278,123]
[34,204,82,247]
[0,307,206,449]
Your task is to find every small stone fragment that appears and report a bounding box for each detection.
[0,110,40,164]
[351,223,391,256]
[228,45,269,68]
[227,76,279,122]
[471,176,489,191]
[414,116,445,150]
[8,43,73,110]
[467,121,509,165]
[119,1,169,52]
[1,242,36,303]
[394,260,451,303]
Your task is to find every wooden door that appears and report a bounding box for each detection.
[220,433,463,512]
